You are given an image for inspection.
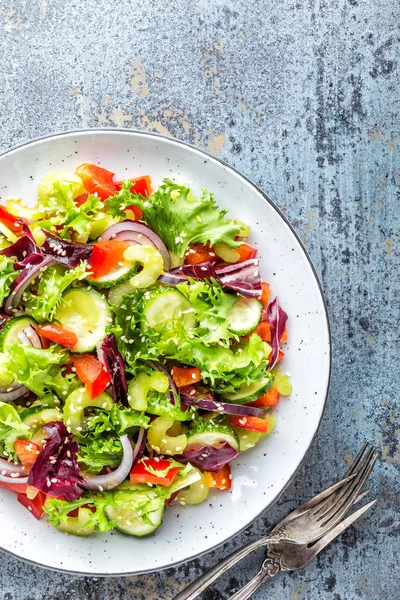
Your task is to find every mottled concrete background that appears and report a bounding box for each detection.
[0,1,399,599]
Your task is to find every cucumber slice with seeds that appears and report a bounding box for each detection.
[0,316,38,351]
[227,297,262,336]
[88,261,138,289]
[143,290,196,330]
[54,288,111,353]
[220,376,272,402]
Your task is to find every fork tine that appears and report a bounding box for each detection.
[280,443,371,527]
[319,451,378,526]
[278,474,357,527]
[307,499,377,558]
[314,446,375,518]
[313,443,371,517]
[342,442,370,478]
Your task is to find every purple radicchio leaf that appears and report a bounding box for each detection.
[170,259,262,298]
[100,334,128,406]
[0,224,42,269]
[41,232,93,267]
[266,297,288,369]
[27,421,84,501]
[173,443,239,472]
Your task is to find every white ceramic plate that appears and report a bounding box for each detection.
[0,130,330,575]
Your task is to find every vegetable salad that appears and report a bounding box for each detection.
[0,163,291,537]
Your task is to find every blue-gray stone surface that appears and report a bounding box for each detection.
[0,1,399,598]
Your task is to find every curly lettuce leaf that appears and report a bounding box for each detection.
[36,173,103,240]
[0,255,20,306]
[22,263,88,323]
[0,401,30,458]
[77,404,150,473]
[177,278,237,347]
[146,390,194,422]
[44,493,115,533]
[2,345,73,397]
[110,288,267,393]
[106,179,241,257]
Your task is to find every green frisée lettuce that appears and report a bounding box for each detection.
[36,172,103,240]
[77,405,150,473]
[177,279,238,347]
[0,345,75,398]
[110,285,267,393]
[106,179,241,258]
[22,263,88,323]
[0,402,30,457]
[0,255,20,305]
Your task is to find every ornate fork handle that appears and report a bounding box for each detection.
[173,531,289,600]
[228,553,282,600]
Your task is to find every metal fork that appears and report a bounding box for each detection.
[229,496,376,599]
[174,443,377,600]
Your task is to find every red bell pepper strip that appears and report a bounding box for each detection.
[0,206,25,234]
[0,481,27,494]
[87,240,130,279]
[204,464,232,490]
[230,415,270,433]
[130,457,180,487]
[184,244,218,266]
[114,175,152,198]
[76,163,116,200]
[235,243,257,263]
[72,354,111,399]
[74,193,89,207]
[260,282,270,309]
[172,366,202,388]
[17,490,46,520]
[36,324,78,349]
[247,387,280,408]
[14,440,41,471]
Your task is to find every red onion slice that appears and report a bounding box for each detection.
[22,325,43,349]
[5,257,56,315]
[0,457,28,484]
[158,272,186,286]
[130,427,147,470]
[0,382,29,402]
[180,395,266,417]
[80,434,134,491]
[100,221,170,271]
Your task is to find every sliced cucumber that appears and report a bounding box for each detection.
[20,406,63,429]
[227,297,262,336]
[220,376,272,402]
[105,490,165,537]
[108,280,134,307]
[143,290,196,330]
[88,261,138,289]
[0,316,38,351]
[186,430,239,451]
[54,288,111,353]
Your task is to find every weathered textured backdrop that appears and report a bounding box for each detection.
[0,1,399,598]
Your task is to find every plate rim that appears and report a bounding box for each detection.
[0,128,331,576]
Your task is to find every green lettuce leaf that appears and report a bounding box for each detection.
[77,404,150,473]
[0,401,30,458]
[0,255,20,306]
[1,345,72,397]
[106,179,241,257]
[22,263,88,323]
[44,493,115,534]
[177,278,237,347]
[110,286,267,393]
[36,174,103,240]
